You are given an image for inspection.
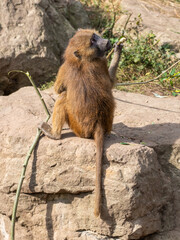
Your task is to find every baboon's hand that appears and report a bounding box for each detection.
[39,122,52,134]
[114,42,123,53]
[54,83,66,94]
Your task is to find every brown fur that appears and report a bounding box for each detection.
[40,29,122,217]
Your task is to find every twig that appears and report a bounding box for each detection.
[121,13,132,37]
[109,0,117,38]
[106,13,132,60]
[8,71,50,240]
[116,59,180,86]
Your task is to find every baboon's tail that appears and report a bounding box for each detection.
[94,123,104,217]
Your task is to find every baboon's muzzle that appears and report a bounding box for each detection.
[97,38,112,52]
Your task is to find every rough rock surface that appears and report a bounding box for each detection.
[115,0,180,52]
[0,0,90,95]
[0,87,180,239]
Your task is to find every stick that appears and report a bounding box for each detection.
[106,13,132,60]
[8,71,50,240]
[116,59,180,86]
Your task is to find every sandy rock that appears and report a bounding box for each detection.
[0,87,180,239]
[115,0,180,50]
[0,0,90,95]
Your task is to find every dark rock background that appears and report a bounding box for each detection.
[0,0,90,95]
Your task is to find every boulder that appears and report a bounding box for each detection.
[115,0,180,51]
[0,0,90,95]
[0,87,180,239]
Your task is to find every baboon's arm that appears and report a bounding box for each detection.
[108,44,123,87]
[54,65,67,94]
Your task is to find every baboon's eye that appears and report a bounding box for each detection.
[91,33,100,46]
[91,34,97,45]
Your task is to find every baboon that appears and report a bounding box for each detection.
[40,29,122,217]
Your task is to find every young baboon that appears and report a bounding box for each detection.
[40,29,122,217]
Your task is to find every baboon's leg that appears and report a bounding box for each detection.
[108,43,123,86]
[51,93,67,138]
[39,93,67,140]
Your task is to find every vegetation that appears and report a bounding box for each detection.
[40,80,54,90]
[118,32,174,79]
[80,0,180,96]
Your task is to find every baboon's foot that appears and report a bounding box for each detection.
[39,122,61,140]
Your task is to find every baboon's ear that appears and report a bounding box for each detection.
[74,51,81,59]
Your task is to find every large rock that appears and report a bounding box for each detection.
[115,0,180,52]
[0,0,90,95]
[0,87,180,239]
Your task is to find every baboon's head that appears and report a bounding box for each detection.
[64,29,111,62]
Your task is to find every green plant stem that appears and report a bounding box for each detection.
[11,129,41,240]
[109,0,117,38]
[116,59,180,86]
[8,71,50,117]
[106,13,132,60]
[8,71,50,240]
[121,13,132,37]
